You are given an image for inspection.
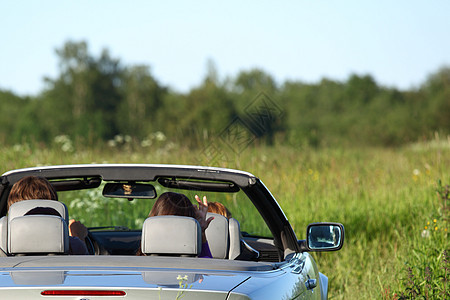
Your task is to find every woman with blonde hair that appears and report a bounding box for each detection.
[207,201,232,219]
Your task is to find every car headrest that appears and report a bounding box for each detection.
[8,215,69,255]
[8,200,69,224]
[228,217,241,260]
[205,213,229,259]
[141,216,202,256]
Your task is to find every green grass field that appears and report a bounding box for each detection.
[1,138,448,299]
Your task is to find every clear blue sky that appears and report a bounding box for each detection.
[1,0,449,96]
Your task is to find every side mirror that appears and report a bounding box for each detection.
[306,223,344,251]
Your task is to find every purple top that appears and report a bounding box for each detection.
[199,241,212,258]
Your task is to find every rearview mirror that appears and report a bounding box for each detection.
[306,223,344,251]
[103,183,157,199]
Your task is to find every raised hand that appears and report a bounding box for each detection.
[69,219,88,241]
[194,195,214,242]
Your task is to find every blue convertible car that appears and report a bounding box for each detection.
[0,164,344,299]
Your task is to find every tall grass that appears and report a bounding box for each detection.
[1,137,448,299]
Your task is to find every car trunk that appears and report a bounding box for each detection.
[0,269,252,299]
[0,256,280,299]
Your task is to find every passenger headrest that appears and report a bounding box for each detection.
[141,216,202,256]
[205,213,229,259]
[228,217,241,260]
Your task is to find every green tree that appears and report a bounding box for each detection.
[117,65,167,138]
[0,90,34,143]
[43,41,124,141]
[170,76,236,146]
[232,69,283,145]
[420,67,450,133]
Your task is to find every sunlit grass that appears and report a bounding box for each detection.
[0,137,448,299]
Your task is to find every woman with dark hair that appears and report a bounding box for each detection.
[138,192,214,258]
[7,176,58,210]
[148,192,197,218]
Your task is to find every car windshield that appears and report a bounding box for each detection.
[58,182,272,238]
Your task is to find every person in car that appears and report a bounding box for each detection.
[7,176,89,255]
[137,192,214,258]
[207,201,232,219]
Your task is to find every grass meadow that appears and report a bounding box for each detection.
[1,136,448,299]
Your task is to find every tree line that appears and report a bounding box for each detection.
[1,40,449,148]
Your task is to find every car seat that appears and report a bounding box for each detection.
[205,212,242,259]
[0,200,70,256]
[205,212,260,260]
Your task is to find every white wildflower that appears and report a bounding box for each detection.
[54,135,71,144]
[421,230,430,238]
[141,139,152,147]
[177,275,188,281]
[61,142,73,152]
[114,135,124,143]
[154,131,166,142]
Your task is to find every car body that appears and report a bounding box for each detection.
[0,164,344,299]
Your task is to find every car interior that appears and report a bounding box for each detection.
[0,176,282,263]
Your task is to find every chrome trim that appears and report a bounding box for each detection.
[242,240,260,259]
